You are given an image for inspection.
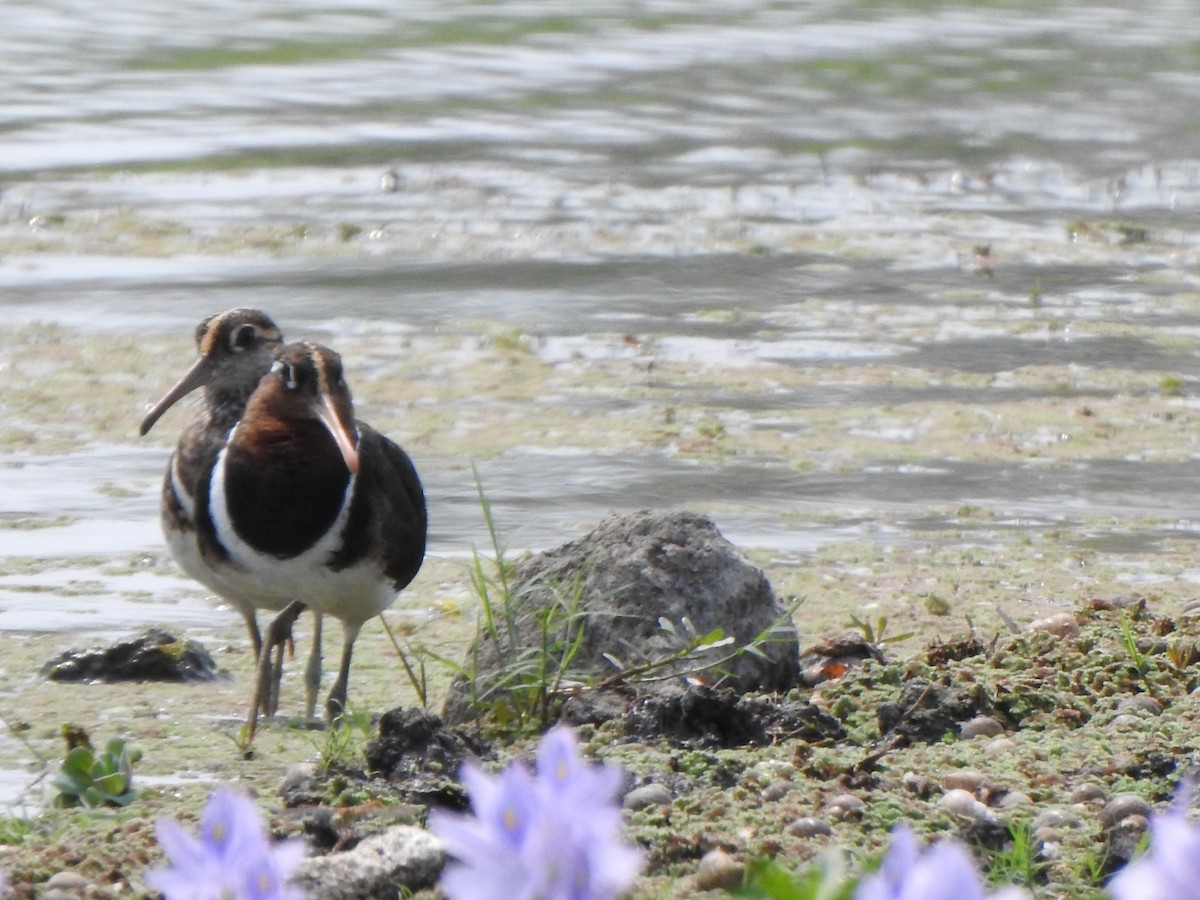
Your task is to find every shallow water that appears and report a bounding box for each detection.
[3,0,1200,644]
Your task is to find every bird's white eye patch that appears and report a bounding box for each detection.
[231,324,258,351]
[271,359,299,390]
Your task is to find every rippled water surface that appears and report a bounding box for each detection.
[4,0,1200,639]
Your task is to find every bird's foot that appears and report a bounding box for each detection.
[246,601,307,741]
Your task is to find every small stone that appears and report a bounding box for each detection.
[762,780,796,802]
[784,816,833,838]
[1068,783,1107,806]
[695,849,743,892]
[998,791,1032,809]
[1032,808,1081,831]
[985,737,1017,755]
[960,715,1004,739]
[293,825,442,898]
[624,783,673,811]
[901,771,936,798]
[45,872,91,891]
[1117,695,1163,715]
[1106,814,1150,868]
[279,762,319,794]
[1033,825,1059,844]
[939,788,996,823]
[942,770,993,798]
[43,872,92,897]
[1109,714,1142,730]
[1026,613,1080,639]
[823,792,866,820]
[1101,794,1153,829]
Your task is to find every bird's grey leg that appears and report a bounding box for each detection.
[241,607,263,657]
[325,620,363,724]
[304,612,324,720]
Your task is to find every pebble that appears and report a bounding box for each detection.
[985,737,1017,755]
[1181,598,1200,618]
[960,715,1004,739]
[823,792,866,820]
[45,873,91,891]
[42,872,92,898]
[1068,782,1107,806]
[762,780,797,802]
[939,788,996,823]
[1101,793,1152,829]
[1026,612,1080,639]
[901,771,936,798]
[1117,695,1163,715]
[998,791,1032,809]
[1108,714,1143,730]
[1032,808,1081,831]
[624,783,672,811]
[942,770,993,797]
[784,816,833,838]
[279,761,319,794]
[695,849,743,891]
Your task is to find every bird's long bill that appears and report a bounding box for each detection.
[139,354,216,436]
[313,392,361,476]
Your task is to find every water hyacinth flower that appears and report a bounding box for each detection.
[144,787,306,900]
[1108,779,1200,899]
[854,826,1029,900]
[429,725,643,900]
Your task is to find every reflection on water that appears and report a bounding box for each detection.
[3,1,1200,638]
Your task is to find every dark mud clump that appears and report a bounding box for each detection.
[41,627,219,683]
[364,707,491,809]
[564,684,845,748]
[876,676,999,743]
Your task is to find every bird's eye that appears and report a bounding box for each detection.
[232,324,259,350]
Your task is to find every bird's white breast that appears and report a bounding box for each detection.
[206,447,395,625]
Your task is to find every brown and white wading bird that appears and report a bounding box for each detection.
[201,341,426,734]
[140,309,324,717]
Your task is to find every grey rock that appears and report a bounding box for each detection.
[42,871,92,898]
[960,715,1005,739]
[1101,793,1153,829]
[442,510,800,723]
[695,849,743,891]
[1068,782,1107,806]
[45,872,91,891]
[762,779,797,802]
[624,782,673,810]
[1032,808,1081,831]
[784,816,833,838]
[293,825,444,900]
[1117,695,1163,715]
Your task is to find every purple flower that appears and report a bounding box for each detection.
[429,726,643,900]
[1109,780,1200,899]
[144,788,306,900]
[855,826,1029,900]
